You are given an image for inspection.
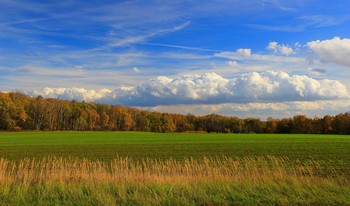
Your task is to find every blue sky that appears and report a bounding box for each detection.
[1,0,350,118]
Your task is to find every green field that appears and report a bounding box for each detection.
[0,131,349,162]
[0,132,349,205]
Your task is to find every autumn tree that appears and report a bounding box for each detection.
[332,113,350,134]
[266,117,278,133]
[0,93,17,130]
[320,115,334,134]
[244,118,264,133]
[26,96,49,130]
[276,118,292,133]
[108,106,133,131]
[292,115,313,134]
[169,114,194,132]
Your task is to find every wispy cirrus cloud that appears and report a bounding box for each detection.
[107,21,191,48]
[248,15,350,32]
[298,15,350,28]
[214,48,304,64]
[140,42,222,52]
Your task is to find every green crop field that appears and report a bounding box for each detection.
[0,131,349,162]
[0,132,349,205]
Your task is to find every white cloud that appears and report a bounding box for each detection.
[267,41,293,56]
[30,87,114,102]
[236,48,251,57]
[294,41,301,48]
[148,100,350,119]
[227,61,238,67]
[267,42,278,51]
[307,67,327,76]
[30,71,349,106]
[307,37,350,67]
[280,46,293,56]
[132,67,140,73]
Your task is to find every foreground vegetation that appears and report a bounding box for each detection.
[1,92,350,134]
[0,156,349,205]
[0,132,349,204]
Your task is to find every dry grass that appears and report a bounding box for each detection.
[0,156,348,185]
[0,156,349,205]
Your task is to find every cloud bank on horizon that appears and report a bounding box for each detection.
[1,0,350,118]
[30,71,349,107]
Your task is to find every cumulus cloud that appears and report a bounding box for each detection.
[236,48,251,57]
[267,41,294,56]
[30,87,114,102]
[227,61,238,67]
[307,37,350,67]
[132,67,140,73]
[29,71,349,106]
[267,42,278,51]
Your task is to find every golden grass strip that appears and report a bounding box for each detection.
[0,156,348,185]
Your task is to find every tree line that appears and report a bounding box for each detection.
[1,92,350,134]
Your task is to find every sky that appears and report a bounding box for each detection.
[1,0,350,119]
